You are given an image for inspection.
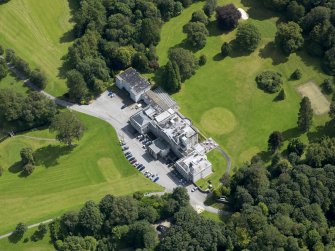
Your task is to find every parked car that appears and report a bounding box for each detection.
[122,146,129,151]
[137,164,144,169]
[191,187,198,192]
[121,104,127,109]
[130,159,137,164]
[138,166,145,171]
[120,141,126,146]
[153,176,159,182]
[128,157,135,161]
[124,151,130,156]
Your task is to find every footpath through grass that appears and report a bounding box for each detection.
[156,0,331,167]
[0,112,161,235]
[0,0,75,97]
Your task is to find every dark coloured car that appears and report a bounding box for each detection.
[139,166,145,171]
[122,146,129,151]
[128,157,135,161]
[121,104,127,109]
[153,176,159,182]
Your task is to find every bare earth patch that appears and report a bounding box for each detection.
[297,81,330,115]
[238,8,249,20]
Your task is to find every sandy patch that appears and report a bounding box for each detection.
[200,107,237,135]
[297,81,330,115]
[238,8,249,20]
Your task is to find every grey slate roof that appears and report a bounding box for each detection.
[119,68,151,94]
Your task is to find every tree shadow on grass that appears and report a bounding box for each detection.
[307,119,335,142]
[241,0,278,21]
[282,127,302,141]
[207,20,229,37]
[296,50,325,75]
[258,42,289,65]
[257,150,273,163]
[34,145,74,168]
[9,161,23,174]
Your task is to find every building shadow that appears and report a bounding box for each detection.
[34,145,74,167]
[121,124,138,140]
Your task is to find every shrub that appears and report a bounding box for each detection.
[23,163,35,175]
[221,42,232,57]
[0,44,4,55]
[0,165,4,176]
[199,54,207,66]
[291,69,302,80]
[277,89,286,100]
[256,71,283,93]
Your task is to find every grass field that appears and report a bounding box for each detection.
[0,112,161,235]
[156,0,331,166]
[0,227,54,251]
[0,0,75,97]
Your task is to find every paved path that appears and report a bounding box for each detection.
[0,219,53,240]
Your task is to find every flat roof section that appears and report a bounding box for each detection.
[118,68,151,94]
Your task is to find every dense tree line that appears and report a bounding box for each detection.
[64,0,195,102]
[262,0,335,75]
[0,89,57,128]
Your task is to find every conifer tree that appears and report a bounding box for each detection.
[298,97,313,132]
[163,60,181,92]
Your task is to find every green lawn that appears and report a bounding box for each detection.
[156,0,331,167]
[0,0,75,97]
[0,227,54,251]
[196,149,228,189]
[0,112,161,235]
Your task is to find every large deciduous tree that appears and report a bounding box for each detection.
[30,69,47,90]
[66,70,89,102]
[203,0,217,17]
[20,147,35,165]
[78,201,103,237]
[0,57,8,80]
[236,23,261,52]
[297,97,313,132]
[216,4,241,31]
[275,21,304,55]
[183,21,209,49]
[50,112,85,146]
[168,48,199,82]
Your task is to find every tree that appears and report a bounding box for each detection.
[0,44,4,55]
[321,79,333,94]
[0,88,24,121]
[297,97,313,132]
[275,22,304,55]
[127,221,157,249]
[163,60,181,92]
[268,131,284,152]
[221,42,232,57]
[183,21,209,49]
[5,48,16,63]
[13,57,31,77]
[20,147,35,165]
[323,46,335,75]
[291,69,301,80]
[50,112,85,146]
[191,10,208,25]
[23,163,35,176]
[203,0,217,17]
[108,196,139,225]
[0,165,4,176]
[168,47,198,82]
[66,70,89,102]
[199,54,207,66]
[287,1,305,22]
[256,71,283,93]
[171,187,189,208]
[236,23,261,52]
[140,18,161,46]
[138,205,159,223]
[329,100,335,119]
[13,223,27,240]
[287,138,305,156]
[30,69,47,89]
[277,89,286,100]
[78,201,103,236]
[21,92,57,127]
[0,57,8,80]
[216,4,241,31]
